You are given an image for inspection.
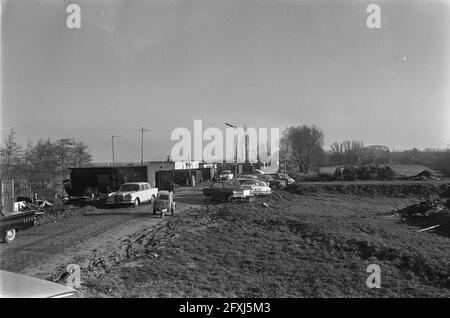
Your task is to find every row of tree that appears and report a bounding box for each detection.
[0,129,92,190]
[280,125,449,174]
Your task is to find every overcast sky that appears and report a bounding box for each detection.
[1,0,449,162]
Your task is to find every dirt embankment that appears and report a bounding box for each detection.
[287,181,450,198]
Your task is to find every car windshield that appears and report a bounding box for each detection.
[159,194,169,200]
[221,170,231,174]
[119,184,140,192]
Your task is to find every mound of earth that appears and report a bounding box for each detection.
[287,181,450,198]
[326,165,398,181]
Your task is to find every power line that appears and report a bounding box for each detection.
[134,128,151,165]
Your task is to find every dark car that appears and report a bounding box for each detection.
[257,174,286,189]
[0,210,37,243]
[267,173,295,186]
[274,173,296,185]
[203,181,253,202]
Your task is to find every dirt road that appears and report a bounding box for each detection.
[0,187,210,279]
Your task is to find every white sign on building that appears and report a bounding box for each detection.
[174,161,200,170]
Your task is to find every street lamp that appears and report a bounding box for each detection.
[112,135,121,166]
[225,122,238,178]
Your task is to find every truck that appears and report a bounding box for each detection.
[0,210,38,243]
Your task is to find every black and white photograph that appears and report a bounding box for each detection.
[0,0,449,302]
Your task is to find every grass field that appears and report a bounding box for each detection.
[76,191,450,297]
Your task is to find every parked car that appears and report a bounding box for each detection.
[219,170,234,180]
[203,181,253,202]
[276,173,296,185]
[236,178,272,196]
[0,270,83,298]
[267,173,294,186]
[0,210,38,243]
[257,174,286,189]
[106,182,158,207]
[153,190,175,216]
[238,174,259,180]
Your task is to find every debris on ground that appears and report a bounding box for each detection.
[418,225,441,232]
[395,199,450,238]
[396,200,448,218]
[34,205,96,226]
[63,194,108,207]
[408,170,441,181]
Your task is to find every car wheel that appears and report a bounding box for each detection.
[133,198,140,207]
[227,195,233,203]
[1,229,16,243]
[209,195,214,201]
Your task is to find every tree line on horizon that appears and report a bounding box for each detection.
[1,127,449,193]
[0,129,92,194]
[280,126,450,175]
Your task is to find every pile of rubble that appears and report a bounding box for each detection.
[332,165,397,181]
[408,170,441,181]
[395,199,450,237]
[397,199,450,218]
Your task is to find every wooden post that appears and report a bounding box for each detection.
[1,179,14,214]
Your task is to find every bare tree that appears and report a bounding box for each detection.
[32,138,58,186]
[280,125,324,173]
[0,129,23,178]
[56,138,76,180]
[330,140,365,165]
[70,140,92,168]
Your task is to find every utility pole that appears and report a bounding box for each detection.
[134,128,151,165]
[112,135,121,166]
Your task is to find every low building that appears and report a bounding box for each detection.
[68,160,211,195]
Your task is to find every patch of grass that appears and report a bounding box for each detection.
[80,194,450,297]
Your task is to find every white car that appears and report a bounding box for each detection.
[0,270,83,298]
[106,182,158,207]
[219,170,234,180]
[237,178,272,196]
